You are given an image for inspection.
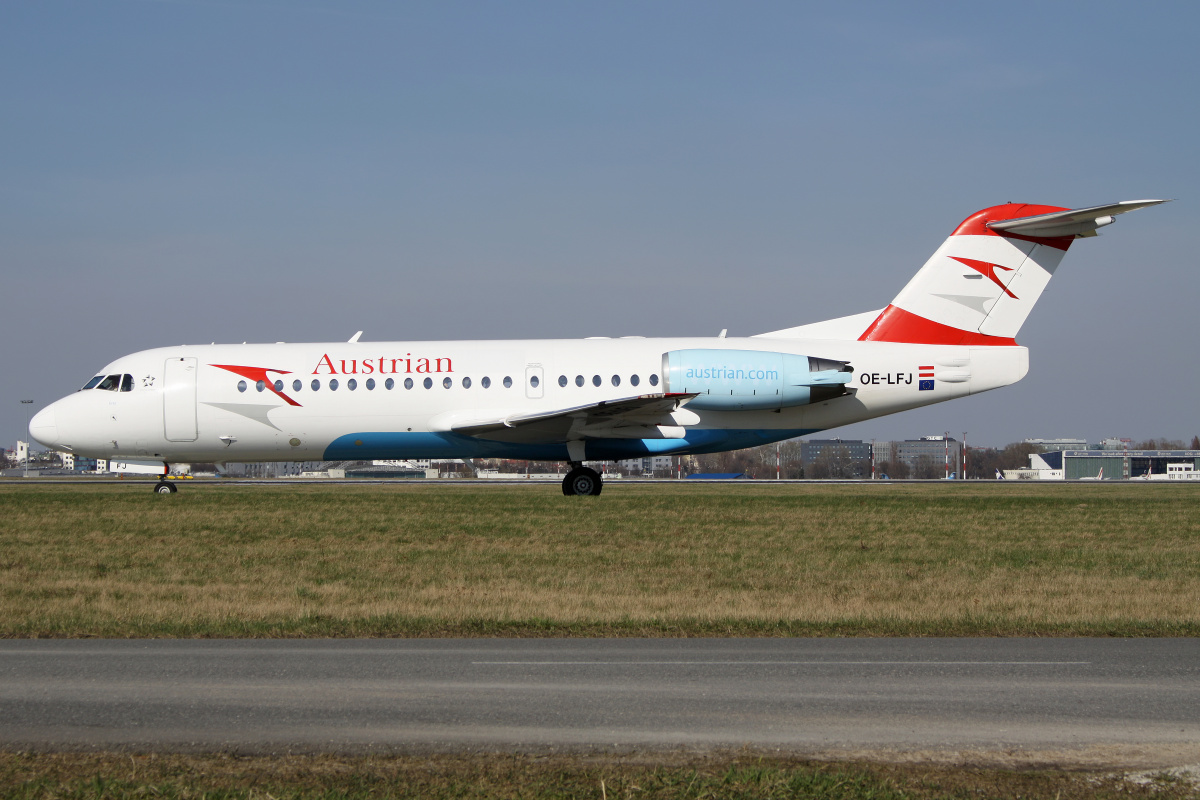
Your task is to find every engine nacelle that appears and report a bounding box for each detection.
[662,349,853,411]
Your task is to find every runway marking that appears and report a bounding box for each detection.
[471,661,1092,666]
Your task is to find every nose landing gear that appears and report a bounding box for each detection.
[562,464,603,496]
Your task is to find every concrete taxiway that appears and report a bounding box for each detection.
[2,638,1197,760]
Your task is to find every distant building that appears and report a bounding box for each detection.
[617,455,674,475]
[800,439,872,465]
[1038,449,1200,480]
[894,436,962,477]
[226,461,309,478]
[1004,453,1065,480]
[1024,438,1088,452]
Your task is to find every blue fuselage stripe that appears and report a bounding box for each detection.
[322,429,814,461]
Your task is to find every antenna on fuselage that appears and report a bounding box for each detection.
[349,331,363,343]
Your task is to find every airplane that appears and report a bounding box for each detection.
[1080,467,1105,481]
[29,199,1166,495]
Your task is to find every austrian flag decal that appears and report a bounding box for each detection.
[918,365,935,391]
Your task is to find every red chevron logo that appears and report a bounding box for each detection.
[210,364,302,406]
[950,256,1018,299]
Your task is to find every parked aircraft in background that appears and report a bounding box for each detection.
[30,200,1166,495]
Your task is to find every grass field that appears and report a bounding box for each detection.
[1,481,1197,638]
[3,751,1199,800]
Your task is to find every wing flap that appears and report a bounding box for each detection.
[452,393,698,443]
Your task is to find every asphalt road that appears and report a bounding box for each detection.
[2,639,1198,757]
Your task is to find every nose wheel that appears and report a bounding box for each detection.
[153,480,177,494]
[562,465,603,496]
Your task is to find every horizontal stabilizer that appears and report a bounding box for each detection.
[986,199,1169,239]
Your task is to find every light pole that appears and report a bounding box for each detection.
[20,400,34,478]
[962,431,968,479]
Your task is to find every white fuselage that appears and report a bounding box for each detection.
[30,336,1027,466]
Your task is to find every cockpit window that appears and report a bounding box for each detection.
[82,376,104,390]
[120,374,133,392]
[96,374,122,391]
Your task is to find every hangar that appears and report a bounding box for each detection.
[1036,450,1200,480]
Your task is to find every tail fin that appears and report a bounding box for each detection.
[858,200,1167,346]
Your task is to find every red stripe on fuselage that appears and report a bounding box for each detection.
[858,306,1018,346]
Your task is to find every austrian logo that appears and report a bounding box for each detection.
[312,354,453,376]
[211,353,455,408]
[950,256,1018,299]
[211,364,302,406]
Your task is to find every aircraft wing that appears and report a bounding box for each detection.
[451,392,699,443]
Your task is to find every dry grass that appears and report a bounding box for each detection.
[1,481,1198,637]
[2,751,1198,800]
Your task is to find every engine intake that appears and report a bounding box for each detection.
[662,349,853,411]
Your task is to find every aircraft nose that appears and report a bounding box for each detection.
[29,404,58,448]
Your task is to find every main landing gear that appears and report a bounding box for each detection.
[562,464,603,496]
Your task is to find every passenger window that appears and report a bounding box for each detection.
[443,377,452,389]
[482,376,491,388]
[463,377,472,389]
[530,375,540,388]
[330,379,339,391]
[347,378,357,390]
[366,378,375,390]
[558,375,567,387]
[386,378,395,390]
[503,376,513,388]
[423,377,433,389]
[256,380,266,392]
[592,375,601,387]
[649,374,659,386]
[611,375,620,387]
[630,374,640,387]
[274,380,283,392]
[82,376,104,390]
[311,379,321,391]
[238,380,247,393]
[97,375,121,391]
[575,375,584,387]
[293,380,302,392]
[120,374,134,392]
[404,378,413,390]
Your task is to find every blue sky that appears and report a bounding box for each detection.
[3,0,1197,449]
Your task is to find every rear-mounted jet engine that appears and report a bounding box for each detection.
[662,349,853,411]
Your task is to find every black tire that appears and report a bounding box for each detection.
[562,467,602,496]
[154,481,177,494]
